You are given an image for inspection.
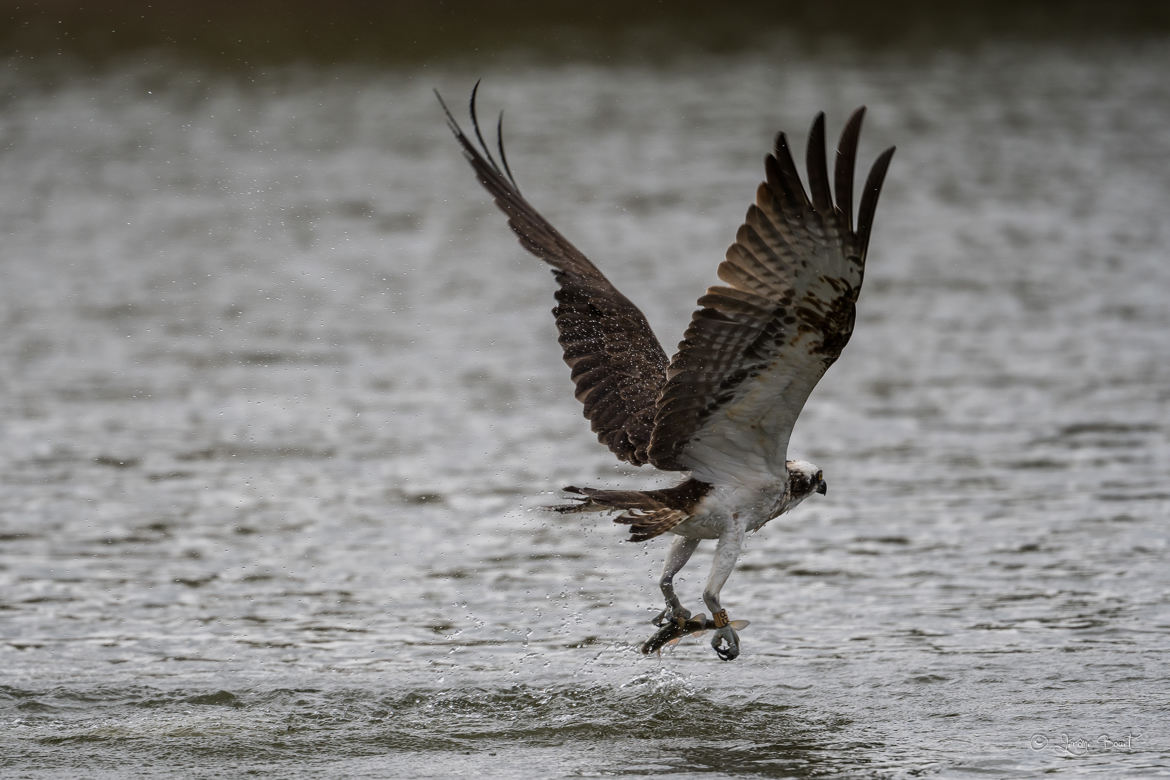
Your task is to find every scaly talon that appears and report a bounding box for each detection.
[652,604,691,627]
[711,624,740,661]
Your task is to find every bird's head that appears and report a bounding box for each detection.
[786,459,828,503]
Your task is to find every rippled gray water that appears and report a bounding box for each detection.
[2,40,1169,778]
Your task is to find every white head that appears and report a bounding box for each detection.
[785,459,827,507]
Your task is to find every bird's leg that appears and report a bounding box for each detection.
[652,536,700,627]
[703,523,745,660]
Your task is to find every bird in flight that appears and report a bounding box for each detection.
[438,84,894,660]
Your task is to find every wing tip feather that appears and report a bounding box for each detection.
[856,144,896,255]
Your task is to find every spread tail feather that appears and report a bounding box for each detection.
[546,480,710,542]
[614,507,689,542]
[545,485,659,515]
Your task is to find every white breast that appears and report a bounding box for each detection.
[670,479,789,540]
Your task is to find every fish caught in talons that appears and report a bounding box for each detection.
[640,613,750,656]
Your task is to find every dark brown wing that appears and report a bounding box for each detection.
[438,85,670,466]
[649,109,894,482]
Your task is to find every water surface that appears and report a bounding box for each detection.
[2,37,1169,778]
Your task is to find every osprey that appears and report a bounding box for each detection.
[438,85,894,660]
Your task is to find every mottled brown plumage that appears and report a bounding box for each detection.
[437,85,668,466]
[649,112,894,480]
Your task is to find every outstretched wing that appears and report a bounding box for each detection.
[649,109,894,483]
[438,85,670,466]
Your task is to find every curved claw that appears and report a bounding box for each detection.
[711,625,740,661]
[652,604,691,627]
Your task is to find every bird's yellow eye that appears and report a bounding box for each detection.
[815,471,823,482]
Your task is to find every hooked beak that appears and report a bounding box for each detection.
[816,479,828,496]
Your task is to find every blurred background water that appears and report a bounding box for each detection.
[2,3,1169,777]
